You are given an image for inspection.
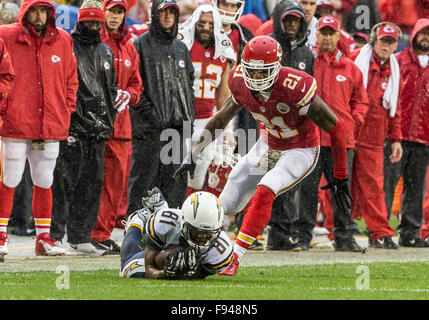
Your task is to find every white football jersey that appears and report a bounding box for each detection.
[145,208,234,274]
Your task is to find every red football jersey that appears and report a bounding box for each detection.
[191,40,230,119]
[228,65,320,151]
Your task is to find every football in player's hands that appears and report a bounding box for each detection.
[155,245,185,269]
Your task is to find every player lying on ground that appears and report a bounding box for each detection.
[120,188,234,279]
[175,35,353,276]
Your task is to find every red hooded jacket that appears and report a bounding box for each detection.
[396,18,429,147]
[0,0,78,140]
[314,48,369,148]
[348,49,403,147]
[0,38,15,108]
[101,0,143,140]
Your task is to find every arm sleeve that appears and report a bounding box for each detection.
[125,45,143,106]
[329,120,348,179]
[66,37,78,113]
[387,77,403,142]
[350,68,369,130]
[0,38,15,107]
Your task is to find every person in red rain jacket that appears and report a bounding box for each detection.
[394,18,429,247]
[91,0,143,253]
[349,23,403,249]
[0,38,14,110]
[0,0,78,258]
[291,16,368,251]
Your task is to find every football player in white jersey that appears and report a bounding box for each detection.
[120,188,234,279]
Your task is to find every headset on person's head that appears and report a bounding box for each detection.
[369,21,402,46]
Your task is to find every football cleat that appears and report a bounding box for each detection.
[334,237,364,252]
[91,239,121,254]
[218,252,239,276]
[0,232,9,259]
[35,233,66,256]
[124,207,151,234]
[141,187,167,212]
[398,235,429,247]
[66,242,107,256]
[370,236,398,249]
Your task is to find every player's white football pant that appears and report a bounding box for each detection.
[0,137,59,189]
[219,138,319,216]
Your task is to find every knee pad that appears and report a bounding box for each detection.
[29,142,59,189]
[32,171,54,189]
[2,172,23,188]
[2,141,27,188]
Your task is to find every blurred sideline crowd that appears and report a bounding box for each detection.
[0,0,429,258]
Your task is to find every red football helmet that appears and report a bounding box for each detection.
[241,35,282,91]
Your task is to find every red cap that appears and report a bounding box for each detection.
[377,24,399,41]
[353,32,369,43]
[158,0,179,11]
[281,12,301,20]
[78,8,105,22]
[317,16,340,31]
[317,0,334,11]
[106,0,127,10]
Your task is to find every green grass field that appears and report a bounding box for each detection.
[2,262,429,300]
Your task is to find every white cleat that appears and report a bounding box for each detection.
[66,242,107,256]
[0,232,9,261]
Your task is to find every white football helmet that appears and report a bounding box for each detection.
[181,191,224,252]
[212,0,245,25]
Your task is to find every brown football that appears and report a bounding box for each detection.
[154,245,184,269]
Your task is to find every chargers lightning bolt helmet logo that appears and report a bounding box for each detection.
[191,193,199,219]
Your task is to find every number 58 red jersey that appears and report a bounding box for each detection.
[228,64,320,151]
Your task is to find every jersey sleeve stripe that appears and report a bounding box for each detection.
[297,78,317,107]
[204,249,234,271]
[146,213,163,248]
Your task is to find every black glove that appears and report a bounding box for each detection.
[321,178,353,212]
[164,247,198,279]
[173,152,198,179]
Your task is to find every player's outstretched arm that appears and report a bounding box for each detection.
[195,95,243,148]
[305,95,338,132]
[173,96,242,178]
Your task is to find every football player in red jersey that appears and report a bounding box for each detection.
[175,35,352,276]
[178,5,236,196]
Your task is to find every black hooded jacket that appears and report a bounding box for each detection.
[70,23,117,140]
[131,0,195,137]
[270,0,314,75]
